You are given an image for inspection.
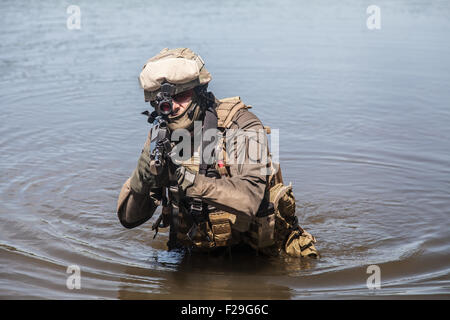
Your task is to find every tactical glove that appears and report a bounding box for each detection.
[130,139,159,194]
[175,166,197,194]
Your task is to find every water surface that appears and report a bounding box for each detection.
[1,0,449,299]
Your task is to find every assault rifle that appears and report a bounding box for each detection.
[141,83,177,240]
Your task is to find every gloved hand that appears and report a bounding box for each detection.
[175,166,197,194]
[130,138,161,194]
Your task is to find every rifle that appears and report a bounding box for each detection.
[141,83,177,241]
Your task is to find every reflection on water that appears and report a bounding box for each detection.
[117,248,301,300]
[1,0,450,299]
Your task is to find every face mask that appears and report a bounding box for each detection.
[167,99,202,131]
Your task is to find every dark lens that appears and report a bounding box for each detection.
[159,102,172,115]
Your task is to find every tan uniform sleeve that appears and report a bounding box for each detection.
[186,109,268,217]
[117,177,163,229]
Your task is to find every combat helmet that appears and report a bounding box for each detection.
[139,48,212,102]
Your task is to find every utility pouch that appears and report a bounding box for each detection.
[269,182,319,258]
[231,214,252,233]
[270,183,296,220]
[209,211,235,247]
[179,210,236,249]
[248,213,276,249]
[285,229,319,258]
[247,200,276,249]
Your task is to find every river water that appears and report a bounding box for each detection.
[1,0,449,299]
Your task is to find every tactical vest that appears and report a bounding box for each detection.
[167,97,318,257]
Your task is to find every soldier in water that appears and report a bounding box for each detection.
[117,48,318,258]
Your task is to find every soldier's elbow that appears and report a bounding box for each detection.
[117,192,156,229]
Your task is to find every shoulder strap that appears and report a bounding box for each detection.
[216,96,251,129]
[199,103,217,174]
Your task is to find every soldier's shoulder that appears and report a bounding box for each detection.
[217,96,263,130]
[232,107,264,130]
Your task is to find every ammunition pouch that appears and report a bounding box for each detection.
[208,211,235,247]
[176,209,236,250]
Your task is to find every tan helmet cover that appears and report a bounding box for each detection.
[139,48,212,102]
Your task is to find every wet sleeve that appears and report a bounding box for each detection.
[186,109,269,217]
[117,177,162,229]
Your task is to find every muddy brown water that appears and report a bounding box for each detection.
[1,0,449,299]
